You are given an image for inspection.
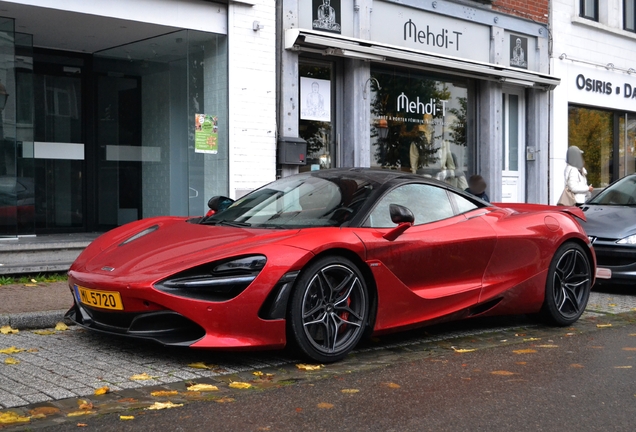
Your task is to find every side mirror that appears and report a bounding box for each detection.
[389,204,414,224]
[207,196,234,214]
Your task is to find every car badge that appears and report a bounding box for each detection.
[101,266,115,272]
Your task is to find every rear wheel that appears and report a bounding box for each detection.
[288,256,369,363]
[540,242,592,326]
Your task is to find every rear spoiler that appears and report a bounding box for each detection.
[492,203,586,222]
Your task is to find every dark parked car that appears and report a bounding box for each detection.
[581,173,636,285]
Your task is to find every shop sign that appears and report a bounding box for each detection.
[569,66,636,110]
[370,1,490,63]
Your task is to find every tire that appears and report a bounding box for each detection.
[288,256,369,363]
[540,242,592,326]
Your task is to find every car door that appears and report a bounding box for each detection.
[355,183,497,331]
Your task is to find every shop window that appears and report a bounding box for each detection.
[568,106,613,188]
[369,67,471,189]
[625,0,636,32]
[580,0,599,21]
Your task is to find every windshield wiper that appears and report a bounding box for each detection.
[218,220,251,227]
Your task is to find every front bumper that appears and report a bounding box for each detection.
[590,241,636,285]
[65,302,205,346]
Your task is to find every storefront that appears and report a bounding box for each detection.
[280,0,558,205]
[0,0,277,238]
[551,2,636,202]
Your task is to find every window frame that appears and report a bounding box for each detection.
[625,0,636,32]
[580,0,599,21]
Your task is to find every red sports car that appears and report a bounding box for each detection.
[66,168,595,362]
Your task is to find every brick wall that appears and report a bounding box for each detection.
[492,0,549,24]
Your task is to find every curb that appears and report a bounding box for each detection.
[0,310,71,330]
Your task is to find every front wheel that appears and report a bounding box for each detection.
[288,256,369,363]
[540,242,592,326]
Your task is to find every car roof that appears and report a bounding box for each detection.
[304,167,452,188]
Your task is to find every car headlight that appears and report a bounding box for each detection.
[617,235,636,245]
[155,255,267,301]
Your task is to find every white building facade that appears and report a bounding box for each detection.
[551,0,636,202]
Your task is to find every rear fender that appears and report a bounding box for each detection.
[492,203,586,222]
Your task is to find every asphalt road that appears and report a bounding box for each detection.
[36,315,636,432]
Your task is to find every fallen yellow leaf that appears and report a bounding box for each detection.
[513,349,537,354]
[570,364,585,368]
[146,401,183,410]
[614,366,633,369]
[23,284,37,287]
[130,373,156,381]
[214,397,235,403]
[187,362,213,369]
[384,382,401,389]
[296,363,323,371]
[229,381,252,389]
[0,346,24,354]
[622,347,636,351]
[30,279,37,283]
[491,370,516,376]
[29,406,60,417]
[77,423,88,427]
[341,389,360,394]
[317,402,334,409]
[187,384,219,392]
[596,324,613,328]
[78,400,93,410]
[55,322,69,331]
[67,410,94,417]
[523,338,541,342]
[0,412,30,424]
[33,330,56,335]
[253,371,264,376]
[151,390,179,397]
[94,386,110,396]
[4,357,19,365]
[0,326,19,334]
[451,347,476,353]
[120,415,135,421]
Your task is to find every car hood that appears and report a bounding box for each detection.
[581,205,636,239]
[71,217,303,281]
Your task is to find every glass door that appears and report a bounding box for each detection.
[32,52,85,232]
[501,88,525,202]
[299,60,335,171]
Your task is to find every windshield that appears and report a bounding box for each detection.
[589,175,636,206]
[204,172,375,228]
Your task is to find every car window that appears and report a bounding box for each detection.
[367,183,454,228]
[450,191,479,214]
[590,176,636,205]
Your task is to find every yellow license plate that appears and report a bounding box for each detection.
[75,285,124,310]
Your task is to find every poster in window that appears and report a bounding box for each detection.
[312,0,341,34]
[195,114,218,154]
[300,77,331,122]
[510,36,528,69]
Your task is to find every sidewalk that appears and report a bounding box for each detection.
[0,281,73,330]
